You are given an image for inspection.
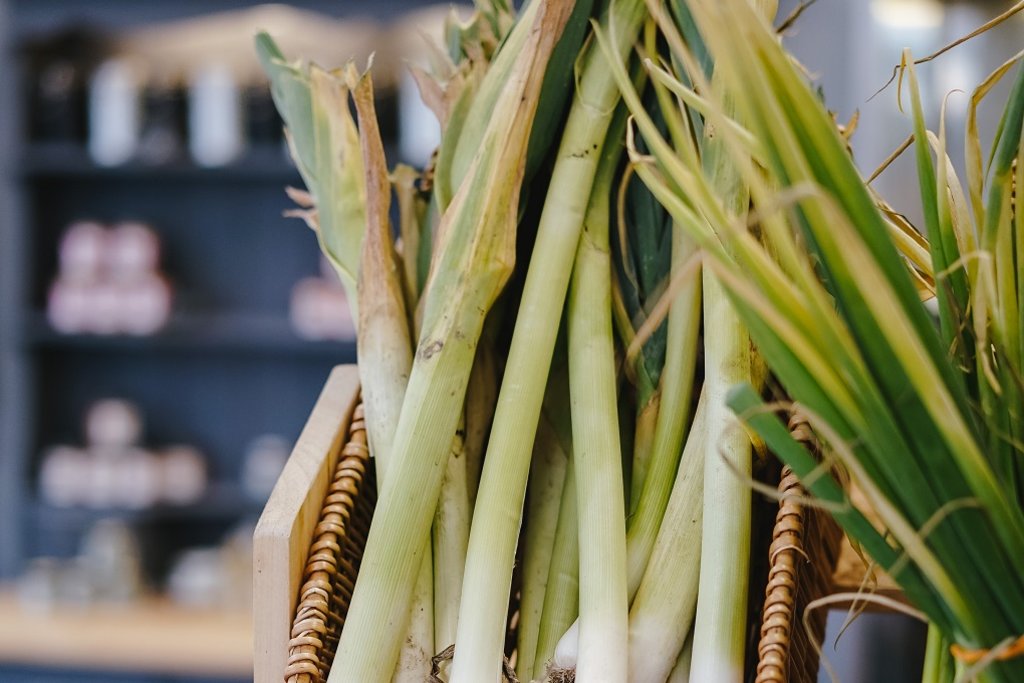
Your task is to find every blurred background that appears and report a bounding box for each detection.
[0,0,1017,681]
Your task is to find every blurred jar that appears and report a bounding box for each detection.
[80,519,143,602]
[241,434,289,501]
[85,398,143,448]
[49,221,107,334]
[189,62,244,167]
[166,547,224,608]
[38,445,89,507]
[289,260,355,341]
[112,448,162,509]
[16,558,61,611]
[160,445,207,504]
[88,58,142,166]
[108,222,172,335]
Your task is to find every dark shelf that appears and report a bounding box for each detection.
[0,1,408,612]
[20,143,301,181]
[25,312,356,358]
[30,483,266,527]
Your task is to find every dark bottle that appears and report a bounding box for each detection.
[138,77,188,166]
[23,28,108,144]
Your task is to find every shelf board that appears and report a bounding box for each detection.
[20,143,301,182]
[31,484,266,527]
[0,590,251,677]
[26,312,356,358]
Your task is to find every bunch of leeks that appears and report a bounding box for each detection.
[615,1,1024,682]
[243,0,988,681]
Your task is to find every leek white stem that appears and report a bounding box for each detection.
[433,426,470,652]
[394,553,434,682]
[627,391,706,683]
[534,460,579,678]
[516,415,570,683]
[567,150,629,682]
[688,272,752,683]
[552,619,579,671]
[667,628,694,683]
[449,5,645,680]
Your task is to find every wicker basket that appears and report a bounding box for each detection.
[753,415,844,683]
[254,366,843,683]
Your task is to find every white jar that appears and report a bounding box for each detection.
[189,62,243,167]
[89,58,142,166]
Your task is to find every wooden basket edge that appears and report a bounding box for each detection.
[253,364,361,683]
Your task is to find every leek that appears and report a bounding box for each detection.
[348,67,436,683]
[250,2,1024,682]
[666,629,694,683]
[689,272,751,682]
[627,391,705,682]
[449,2,645,679]
[534,459,580,680]
[622,223,701,597]
[330,4,576,679]
[566,109,630,682]
[625,1,1024,681]
[516,413,571,683]
[432,426,470,654]
[255,35,366,316]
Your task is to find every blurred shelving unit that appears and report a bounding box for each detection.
[20,142,303,180]
[0,0,437,681]
[24,311,356,356]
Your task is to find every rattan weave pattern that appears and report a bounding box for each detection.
[754,415,844,683]
[285,404,376,683]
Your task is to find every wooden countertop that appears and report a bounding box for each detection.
[0,591,252,677]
